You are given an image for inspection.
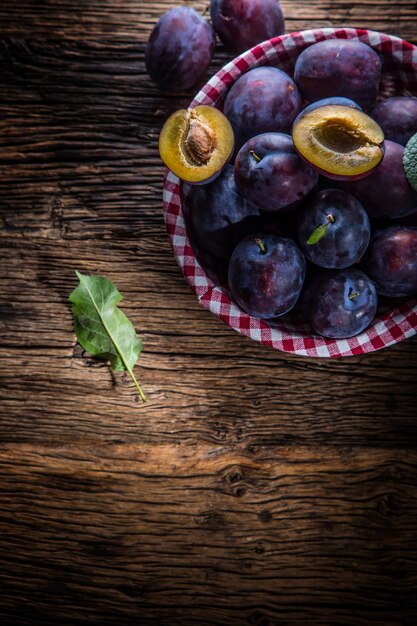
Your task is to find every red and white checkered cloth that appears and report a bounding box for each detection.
[164,28,417,357]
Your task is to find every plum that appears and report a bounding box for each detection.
[228,234,306,318]
[210,0,285,54]
[159,105,234,184]
[371,97,417,146]
[364,226,417,298]
[223,67,302,150]
[303,269,378,338]
[292,103,384,180]
[297,97,362,116]
[294,39,381,110]
[234,133,318,212]
[341,140,417,219]
[297,189,370,269]
[145,7,216,92]
[183,165,263,282]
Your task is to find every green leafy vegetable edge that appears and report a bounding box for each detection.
[403,132,417,193]
[69,271,146,402]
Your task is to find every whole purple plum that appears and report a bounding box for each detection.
[370,97,417,146]
[210,0,285,54]
[297,189,370,269]
[234,133,318,212]
[145,7,215,92]
[228,234,306,318]
[223,67,302,150]
[303,269,378,338]
[294,40,381,110]
[183,165,263,283]
[365,226,417,298]
[341,140,417,219]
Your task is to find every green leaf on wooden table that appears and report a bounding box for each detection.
[69,271,146,402]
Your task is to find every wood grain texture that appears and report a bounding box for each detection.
[1,1,417,625]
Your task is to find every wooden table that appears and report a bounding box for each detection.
[1,2,417,625]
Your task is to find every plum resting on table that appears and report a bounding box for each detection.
[145,7,215,92]
[210,0,285,54]
[294,39,381,110]
[296,189,370,269]
[223,67,302,151]
[234,133,318,212]
[371,97,417,146]
[228,234,306,318]
[365,226,417,298]
[341,140,417,219]
[303,269,378,338]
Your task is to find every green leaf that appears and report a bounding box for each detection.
[403,132,417,192]
[69,271,146,402]
[306,222,329,245]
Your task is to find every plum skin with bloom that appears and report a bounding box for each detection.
[182,165,263,283]
[223,67,302,150]
[303,269,378,338]
[294,39,381,110]
[145,7,215,92]
[210,0,285,54]
[341,140,417,219]
[234,133,318,212]
[365,226,417,298]
[297,189,371,269]
[228,234,306,319]
[371,97,417,146]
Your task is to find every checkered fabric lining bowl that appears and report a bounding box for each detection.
[163,27,417,358]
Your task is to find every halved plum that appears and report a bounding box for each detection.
[292,104,384,180]
[159,105,234,184]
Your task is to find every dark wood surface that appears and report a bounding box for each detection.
[1,2,417,625]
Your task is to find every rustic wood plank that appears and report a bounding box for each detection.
[0,1,416,42]
[0,442,417,626]
[0,1,417,625]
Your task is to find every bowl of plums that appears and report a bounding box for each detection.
[147,1,417,357]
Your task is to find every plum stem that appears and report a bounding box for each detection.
[348,289,360,300]
[326,213,335,223]
[250,150,262,163]
[201,6,210,16]
[255,238,267,254]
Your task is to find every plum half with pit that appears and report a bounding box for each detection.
[228,234,306,318]
[297,189,370,269]
[159,105,234,184]
[223,67,302,150]
[234,133,318,212]
[341,140,417,219]
[210,0,285,54]
[364,226,417,298]
[371,97,417,147]
[303,269,378,338]
[145,7,216,92]
[183,165,263,283]
[292,102,385,180]
[294,39,381,110]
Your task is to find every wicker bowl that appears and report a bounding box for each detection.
[163,28,417,357]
